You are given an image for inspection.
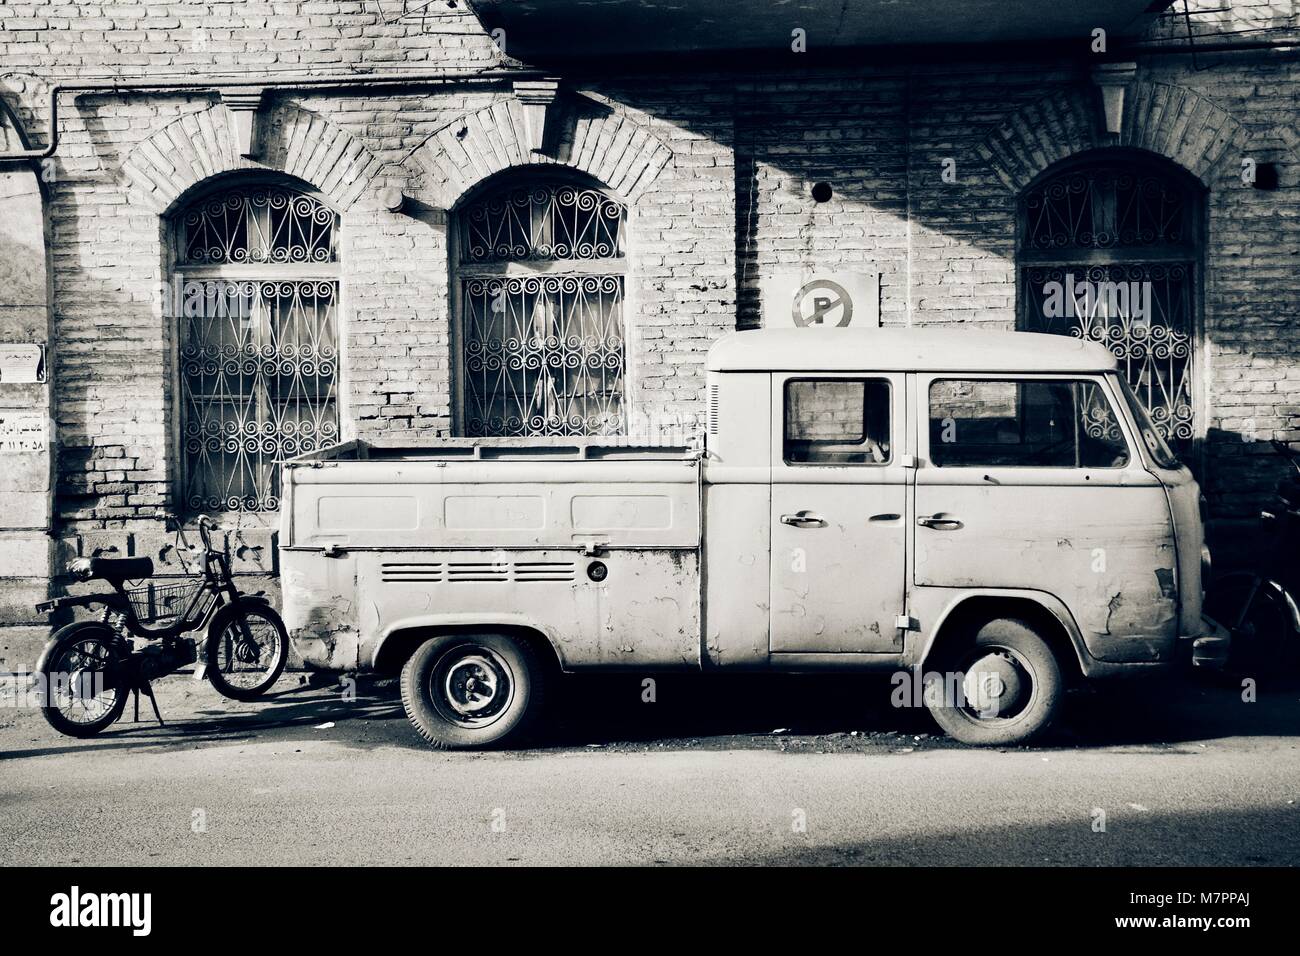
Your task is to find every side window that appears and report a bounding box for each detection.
[784,379,891,465]
[929,379,1129,468]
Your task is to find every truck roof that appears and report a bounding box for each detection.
[706,328,1121,374]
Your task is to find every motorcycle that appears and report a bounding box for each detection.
[33,514,289,737]
[1203,439,1300,680]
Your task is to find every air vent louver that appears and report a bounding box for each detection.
[383,559,577,583]
[380,562,443,583]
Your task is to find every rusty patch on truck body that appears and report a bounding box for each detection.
[292,604,360,670]
[1083,569,1178,663]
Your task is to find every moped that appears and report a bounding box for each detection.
[34,515,288,737]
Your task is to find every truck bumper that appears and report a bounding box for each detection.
[1183,615,1232,670]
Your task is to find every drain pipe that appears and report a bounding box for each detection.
[4,40,1296,162]
[0,66,547,163]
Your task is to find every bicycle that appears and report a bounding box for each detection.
[1204,439,1300,680]
[34,514,289,737]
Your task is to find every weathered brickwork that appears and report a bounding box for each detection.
[0,0,1296,668]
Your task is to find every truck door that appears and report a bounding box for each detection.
[913,374,1179,661]
[769,373,908,653]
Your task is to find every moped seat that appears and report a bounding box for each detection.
[87,557,154,583]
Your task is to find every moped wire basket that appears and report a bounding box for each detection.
[125,580,206,625]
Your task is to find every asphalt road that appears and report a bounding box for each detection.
[1,670,1298,866]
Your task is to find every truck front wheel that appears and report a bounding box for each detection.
[400,633,547,749]
[924,617,1063,746]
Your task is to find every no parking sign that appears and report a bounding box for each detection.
[760,271,880,330]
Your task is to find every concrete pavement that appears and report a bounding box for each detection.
[1,671,1297,866]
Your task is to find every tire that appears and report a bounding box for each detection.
[925,617,1064,746]
[206,602,289,701]
[1204,578,1299,681]
[39,622,129,738]
[400,633,547,750]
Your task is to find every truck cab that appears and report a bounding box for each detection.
[280,328,1212,748]
[702,328,1210,742]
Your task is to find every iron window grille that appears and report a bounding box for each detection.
[173,184,340,513]
[455,179,628,438]
[1018,154,1202,458]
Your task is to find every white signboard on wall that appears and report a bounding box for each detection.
[0,344,45,384]
[0,413,48,453]
[760,271,880,330]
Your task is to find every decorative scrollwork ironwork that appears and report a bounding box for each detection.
[457,178,628,438]
[460,274,625,437]
[1079,380,1125,444]
[179,185,337,265]
[460,183,625,263]
[1024,264,1195,448]
[179,278,339,512]
[1020,160,1198,456]
[1022,166,1191,251]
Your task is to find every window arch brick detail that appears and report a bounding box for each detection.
[977,82,1250,193]
[122,104,386,213]
[408,99,674,208]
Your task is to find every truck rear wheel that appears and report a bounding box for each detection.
[399,633,547,750]
[925,616,1063,746]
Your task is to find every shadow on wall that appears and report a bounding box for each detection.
[15,60,1300,546]
[608,66,1298,537]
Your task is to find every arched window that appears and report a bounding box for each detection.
[173,182,340,513]
[1019,152,1201,457]
[454,175,627,437]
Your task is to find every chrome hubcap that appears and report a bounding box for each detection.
[442,654,504,717]
[963,650,1027,718]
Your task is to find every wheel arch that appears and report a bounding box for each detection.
[371,616,564,677]
[919,590,1091,681]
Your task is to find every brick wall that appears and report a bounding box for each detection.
[0,0,499,79]
[0,1,1297,667]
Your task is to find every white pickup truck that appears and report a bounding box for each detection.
[279,328,1217,748]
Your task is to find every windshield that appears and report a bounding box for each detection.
[1116,375,1181,470]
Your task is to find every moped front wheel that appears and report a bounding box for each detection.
[206,602,289,701]
[39,623,129,738]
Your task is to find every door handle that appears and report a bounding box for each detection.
[780,510,826,528]
[917,514,964,531]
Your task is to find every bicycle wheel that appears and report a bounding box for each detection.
[40,623,129,737]
[205,602,289,701]
[1205,577,1298,680]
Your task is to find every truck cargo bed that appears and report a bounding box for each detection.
[290,438,699,462]
[281,440,702,552]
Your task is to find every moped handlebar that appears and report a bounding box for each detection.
[163,512,218,556]
[197,515,214,552]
